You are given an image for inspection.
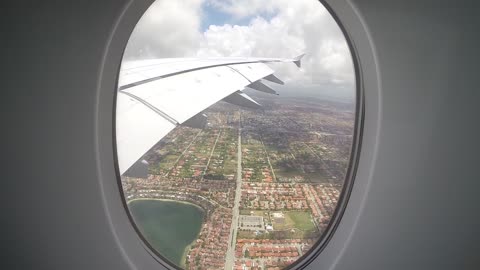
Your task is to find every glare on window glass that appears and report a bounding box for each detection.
[116,0,356,269]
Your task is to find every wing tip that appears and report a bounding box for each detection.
[294,53,305,68]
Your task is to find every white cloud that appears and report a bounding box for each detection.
[123,0,204,59]
[123,0,355,98]
[198,0,354,88]
[196,17,304,58]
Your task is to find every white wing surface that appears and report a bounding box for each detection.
[116,55,304,175]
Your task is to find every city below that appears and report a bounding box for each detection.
[122,93,355,270]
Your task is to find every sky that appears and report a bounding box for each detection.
[123,0,355,101]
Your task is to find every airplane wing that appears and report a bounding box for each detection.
[116,54,304,176]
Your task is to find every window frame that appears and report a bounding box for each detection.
[95,0,377,269]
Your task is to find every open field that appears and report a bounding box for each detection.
[272,211,315,232]
[287,211,315,231]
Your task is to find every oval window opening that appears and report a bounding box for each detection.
[115,0,358,269]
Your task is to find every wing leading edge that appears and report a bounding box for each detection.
[116,54,304,175]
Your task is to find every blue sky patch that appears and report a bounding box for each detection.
[201,3,276,31]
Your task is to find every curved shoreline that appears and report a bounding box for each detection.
[127,198,205,268]
[127,198,206,213]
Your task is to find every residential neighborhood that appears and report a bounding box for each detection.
[122,96,355,270]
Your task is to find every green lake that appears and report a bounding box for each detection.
[128,199,204,267]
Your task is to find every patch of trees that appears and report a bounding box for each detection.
[203,173,226,180]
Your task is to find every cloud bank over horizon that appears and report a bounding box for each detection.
[123,0,355,100]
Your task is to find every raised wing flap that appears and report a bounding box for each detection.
[222,91,262,109]
[248,80,278,95]
[263,74,285,85]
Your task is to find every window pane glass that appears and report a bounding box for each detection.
[116,0,356,269]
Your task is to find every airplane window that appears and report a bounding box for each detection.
[115,0,358,269]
